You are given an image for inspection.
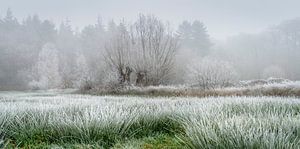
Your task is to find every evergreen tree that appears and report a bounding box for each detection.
[178,20,211,57]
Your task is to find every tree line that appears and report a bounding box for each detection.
[1,9,299,90]
[0,9,212,90]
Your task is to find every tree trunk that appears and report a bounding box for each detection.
[124,66,132,85]
[136,71,147,86]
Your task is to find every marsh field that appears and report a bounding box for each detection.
[1,89,300,149]
[1,1,300,148]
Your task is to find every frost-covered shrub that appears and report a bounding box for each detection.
[29,43,62,89]
[73,54,92,89]
[188,57,238,89]
[239,79,268,87]
[100,68,125,91]
[28,76,48,90]
[240,77,291,87]
[266,77,290,84]
[262,65,286,79]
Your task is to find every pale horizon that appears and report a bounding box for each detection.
[1,0,300,40]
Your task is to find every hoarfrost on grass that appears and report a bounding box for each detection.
[0,91,300,148]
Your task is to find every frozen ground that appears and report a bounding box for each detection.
[0,91,300,148]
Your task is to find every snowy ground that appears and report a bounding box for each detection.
[0,91,300,148]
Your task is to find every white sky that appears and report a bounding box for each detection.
[1,0,300,40]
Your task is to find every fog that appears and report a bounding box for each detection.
[2,0,300,40]
[0,0,300,90]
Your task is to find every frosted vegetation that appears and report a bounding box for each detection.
[0,7,300,149]
[85,79,300,98]
[0,9,300,91]
[0,91,300,148]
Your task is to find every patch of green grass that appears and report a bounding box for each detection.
[3,134,187,149]
[3,140,105,149]
[113,134,187,149]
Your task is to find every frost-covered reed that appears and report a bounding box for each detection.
[0,92,300,148]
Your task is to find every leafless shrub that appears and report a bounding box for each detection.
[188,57,238,89]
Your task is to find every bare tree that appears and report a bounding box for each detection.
[131,14,179,86]
[104,22,133,86]
[103,15,179,87]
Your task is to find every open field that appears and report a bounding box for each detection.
[1,1,300,148]
[1,91,300,148]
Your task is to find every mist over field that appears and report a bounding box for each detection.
[0,0,300,90]
[0,0,300,148]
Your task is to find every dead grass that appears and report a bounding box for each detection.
[80,83,300,98]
